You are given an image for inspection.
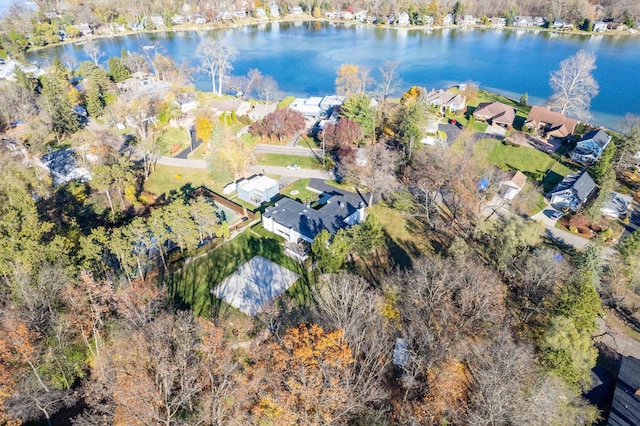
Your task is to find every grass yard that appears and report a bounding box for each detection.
[368,203,433,263]
[256,153,327,170]
[163,230,312,318]
[144,164,217,196]
[281,178,317,204]
[295,134,320,149]
[158,127,191,155]
[473,138,576,192]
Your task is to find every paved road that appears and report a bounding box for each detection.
[254,143,322,158]
[247,165,334,179]
[157,156,207,168]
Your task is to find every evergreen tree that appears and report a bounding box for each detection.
[340,94,375,137]
[40,74,81,138]
[107,56,131,83]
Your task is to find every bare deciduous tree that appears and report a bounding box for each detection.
[377,60,402,102]
[196,37,237,95]
[548,49,599,121]
[83,40,105,65]
[340,142,399,206]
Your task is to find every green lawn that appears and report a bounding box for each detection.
[163,230,312,318]
[158,127,191,155]
[295,134,320,149]
[255,153,327,170]
[144,164,217,196]
[281,178,317,204]
[473,139,576,192]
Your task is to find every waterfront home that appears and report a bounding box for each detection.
[490,17,507,28]
[549,171,596,211]
[354,10,367,22]
[514,16,534,27]
[426,89,466,114]
[473,101,516,127]
[220,11,232,20]
[525,106,577,139]
[593,21,608,32]
[129,22,144,31]
[171,15,185,24]
[76,23,93,36]
[110,23,126,32]
[423,15,435,26]
[552,18,573,30]
[570,129,612,164]
[290,6,303,15]
[255,8,266,18]
[608,22,629,31]
[443,14,454,25]
[150,15,165,27]
[270,3,280,17]
[194,15,206,24]
[262,192,365,244]
[397,12,410,26]
[533,16,547,27]
[342,11,354,20]
[459,15,477,26]
[234,11,247,19]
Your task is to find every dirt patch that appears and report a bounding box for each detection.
[594,307,640,359]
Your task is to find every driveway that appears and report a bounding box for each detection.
[438,123,461,146]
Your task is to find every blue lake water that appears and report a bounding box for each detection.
[28,22,640,130]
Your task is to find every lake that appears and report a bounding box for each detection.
[27,22,640,130]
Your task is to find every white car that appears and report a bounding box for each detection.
[285,164,300,170]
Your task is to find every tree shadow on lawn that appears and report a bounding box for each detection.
[164,231,314,318]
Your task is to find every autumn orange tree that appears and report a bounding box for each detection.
[252,324,356,425]
[335,63,371,99]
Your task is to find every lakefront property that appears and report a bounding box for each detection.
[2,1,640,424]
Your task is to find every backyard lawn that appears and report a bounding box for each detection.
[281,178,317,204]
[255,153,327,169]
[144,164,217,196]
[158,127,191,155]
[163,229,312,318]
[473,138,577,192]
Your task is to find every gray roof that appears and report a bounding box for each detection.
[552,171,596,202]
[609,356,640,426]
[264,192,363,241]
[581,129,612,149]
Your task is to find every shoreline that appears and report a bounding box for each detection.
[24,15,639,55]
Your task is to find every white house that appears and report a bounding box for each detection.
[490,17,507,27]
[442,14,454,25]
[426,89,466,114]
[602,192,632,218]
[262,192,365,243]
[150,15,165,27]
[237,175,279,205]
[171,15,185,24]
[194,15,206,24]
[514,16,534,27]
[255,7,266,18]
[270,3,280,17]
[290,6,303,15]
[499,171,527,201]
[354,10,367,22]
[234,11,247,19]
[397,12,410,26]
[593,21,608,32]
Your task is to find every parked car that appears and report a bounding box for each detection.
[285,164,300,170]
[550,210,564,220]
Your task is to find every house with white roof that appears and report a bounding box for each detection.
[150,15,165,28]
[270,3,280,17]
[237,175,279,205]
[593,21,608,32]
[397,12,410,26]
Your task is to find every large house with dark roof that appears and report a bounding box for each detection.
[525,106,577,139]
[472,101,516,127]
[570,129,612,164]
[608,356,640,426]
[549,171,596,211]
[262,192,365,244]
